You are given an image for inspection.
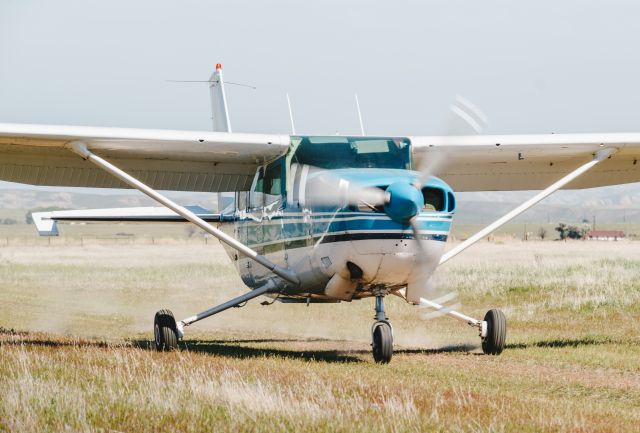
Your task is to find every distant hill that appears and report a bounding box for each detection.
[456,183,640,224]
[0,184,218,213]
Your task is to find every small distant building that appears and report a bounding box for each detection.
[587,230,625,241]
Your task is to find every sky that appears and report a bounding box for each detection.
[1,0,640,215]
[3,0,640,136]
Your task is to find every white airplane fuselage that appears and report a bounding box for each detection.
[216,135,456,304]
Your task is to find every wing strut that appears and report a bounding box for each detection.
[176,279,277,337]
[68,141,299,286]
[439,147,616,265]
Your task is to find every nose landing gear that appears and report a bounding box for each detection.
[371,290,393,363]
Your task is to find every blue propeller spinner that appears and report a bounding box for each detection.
[383,181,424,224]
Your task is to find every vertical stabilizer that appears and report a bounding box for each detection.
[209,64,232,132]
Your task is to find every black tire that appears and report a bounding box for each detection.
[154,309,178,351]
[372,322,393,364]
[481,309,506,355]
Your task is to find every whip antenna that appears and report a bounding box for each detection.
[355,93,365,136]
[167,80,256,89]
[286,93,296,135]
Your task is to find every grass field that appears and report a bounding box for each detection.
[0,239,639,432]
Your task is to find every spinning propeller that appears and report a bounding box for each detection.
[408,95,488,304]
[310,95,488,303]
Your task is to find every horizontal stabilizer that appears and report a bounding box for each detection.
[32,206,220,236]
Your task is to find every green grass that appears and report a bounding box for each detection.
[1,240,640,432]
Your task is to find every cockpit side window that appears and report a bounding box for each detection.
[249,159,284,212]
[264,160,282,196]
[263,159,283,208]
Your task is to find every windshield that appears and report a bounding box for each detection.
[291,136,411,170]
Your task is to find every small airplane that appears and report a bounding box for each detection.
[1,64,639,363]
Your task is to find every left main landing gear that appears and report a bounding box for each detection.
[371,293,393,363]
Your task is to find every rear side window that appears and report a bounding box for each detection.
[422,187,445,211]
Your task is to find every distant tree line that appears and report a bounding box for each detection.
[555,223,590,240]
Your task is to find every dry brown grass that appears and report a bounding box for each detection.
[1,239,639,432]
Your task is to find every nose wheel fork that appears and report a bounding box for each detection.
[371,292,393,363]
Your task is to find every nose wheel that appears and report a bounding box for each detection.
[372,321,393,363]
[371,293,393,363]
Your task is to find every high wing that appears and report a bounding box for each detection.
[3,123,640,193]
[0,123,289,192]
[411,133,640,191]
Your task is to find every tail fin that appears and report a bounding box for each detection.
[209,64,232,132]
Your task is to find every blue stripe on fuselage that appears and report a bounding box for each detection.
[313,217,450,234]
[237,213,451,233]
[236,211,451,248]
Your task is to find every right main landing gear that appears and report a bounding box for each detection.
[371,293,393,363]
[152,280,278,352]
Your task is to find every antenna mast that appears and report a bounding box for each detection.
[355,94,365,136]
[286,93,296,135]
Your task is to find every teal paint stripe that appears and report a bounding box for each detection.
[238,212,453,221]
[241,219,451,241]
[247,231,449,252]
